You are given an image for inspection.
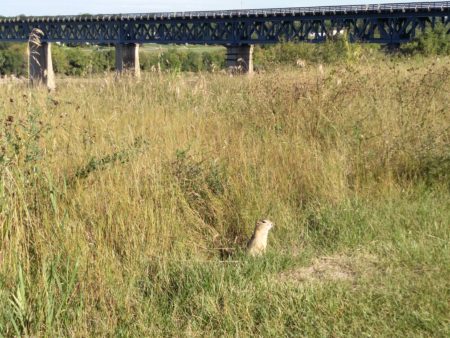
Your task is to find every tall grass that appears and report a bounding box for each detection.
[0,56,449,336]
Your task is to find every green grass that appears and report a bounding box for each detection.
[0,56,449,336]
[65,44,225,53]
[140,44,225,53]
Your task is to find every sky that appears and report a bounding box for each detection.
[1,0,437,16]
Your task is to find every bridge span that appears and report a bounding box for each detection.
[0,1,449,88]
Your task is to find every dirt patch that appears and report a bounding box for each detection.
[278,253,377,284]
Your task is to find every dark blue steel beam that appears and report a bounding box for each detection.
[0,1,448,45]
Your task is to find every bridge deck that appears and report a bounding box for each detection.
[0,1,448,23]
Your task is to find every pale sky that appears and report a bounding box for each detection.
[1,0,436,16]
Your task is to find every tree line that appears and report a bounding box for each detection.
[0,24,448,76]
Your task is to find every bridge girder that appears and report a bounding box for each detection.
[0,2,448,45]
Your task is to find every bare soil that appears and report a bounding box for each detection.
[278,253,378,284]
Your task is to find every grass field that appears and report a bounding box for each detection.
[140,44,225,53]
[68,44,225,53]
[0,56,449,336]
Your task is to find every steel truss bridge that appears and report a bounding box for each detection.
[0,1,449,45]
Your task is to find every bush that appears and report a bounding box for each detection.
[401,23,450,56]
[202,50,225,71]
[140,52,161,71]
[140,48,225,73]
[0,43,26,76]
[160,48,183,71]
[64,48,91,76]
[90,49,114,73]
[0,43,226,76]
[52,45,69,74]
[254,34,377,69]
[51,46,114,76]
[182,51,203,72]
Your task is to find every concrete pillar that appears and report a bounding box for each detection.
[226,45,254,74]
[28,41,55,90]
[115,43,140,77]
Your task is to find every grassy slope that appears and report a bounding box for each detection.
[0,57,449,336]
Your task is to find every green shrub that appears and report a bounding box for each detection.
[182,51,203,72]
[140,52,160,71]
[51,46,114,76]
[202,50,225,71]
[254,35,380,69]
[0,43,26,76]
[64,48,91,76]
[161,48,183,71]
[90,49,114,73]
[255,42,316,65]
[401,23,450,56]
[52,45,69,74]
[141,48,224,73]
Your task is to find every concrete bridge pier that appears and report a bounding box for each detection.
[28,41,56,90]
[226,45,254,74]
[115,43,141,77]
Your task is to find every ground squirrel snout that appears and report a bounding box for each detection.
[247,219,274,256]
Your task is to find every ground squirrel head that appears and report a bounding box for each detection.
[254,219,274,233]
[247,219,274,256]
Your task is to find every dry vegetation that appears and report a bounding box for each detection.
[0,56,449,336]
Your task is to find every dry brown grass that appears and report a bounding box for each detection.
[0,56,449,336]
[277,253,379,284]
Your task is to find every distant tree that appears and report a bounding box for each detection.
[0,43,26,75]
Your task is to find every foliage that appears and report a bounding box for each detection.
[0,43,226,75]
[89,48,115,74]
[0,43,27,76]
[401,23,450,56]
[254,34,380,69]
[65,48,91,76]
[0,26,448,76]
[140,48,225,73]
[51,46,69,74]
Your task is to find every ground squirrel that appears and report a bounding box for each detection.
[247,219,274,256]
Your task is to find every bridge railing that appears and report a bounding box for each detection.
[0,1,448,23]
[123,1,450,19]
